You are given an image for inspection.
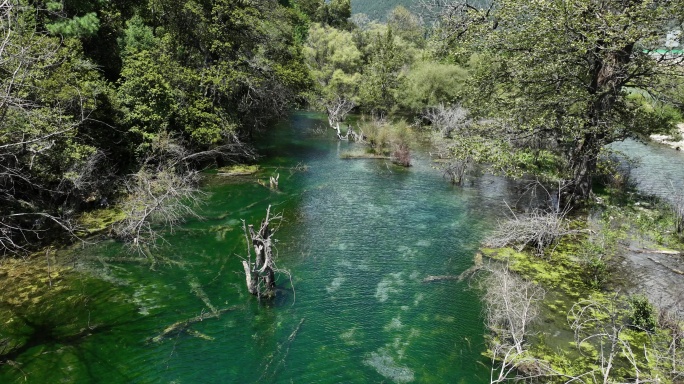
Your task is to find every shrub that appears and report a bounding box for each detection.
[628,295,657,332]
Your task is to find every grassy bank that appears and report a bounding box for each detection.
[479,189,684,382]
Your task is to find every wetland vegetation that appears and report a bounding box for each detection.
[2,0,684,383]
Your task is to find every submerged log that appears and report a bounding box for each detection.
[422,275,459,283]
[423,253,484,283]
[259,318,305,381]
[647,257,684,276]
[150,305,240,343]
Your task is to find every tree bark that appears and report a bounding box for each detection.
[242,260,257,295]
[242,206,279,299]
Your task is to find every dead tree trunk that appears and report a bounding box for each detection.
[242,205,280,299]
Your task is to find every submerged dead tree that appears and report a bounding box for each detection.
[242,206,283,299]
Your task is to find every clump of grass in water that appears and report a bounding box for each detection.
[356,118,413,167]
[217,164,259,176]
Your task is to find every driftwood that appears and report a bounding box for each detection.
[632,249,681,256]
[149,305,240,343]
[269,173,279,189]
[423,253,483,283]
[259,318,305,381]
[647,257,684,276]
[484,205,576,257]
[423,275,459,283]
[423,265,483,283]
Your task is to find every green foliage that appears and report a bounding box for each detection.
[118,14,156,56]
[439,0,684,201]
[303,22,362,86]
[578,244,609,290]
[628,295,657,332]
[358,27,411,114]
[357,118,412,166]
[293,0,351,29]
[46,1,63,12]
[399,61,467,111]
[386,5,424,47]
[316,0,352,30]
[303,22,362,113]
[46,12,100,37]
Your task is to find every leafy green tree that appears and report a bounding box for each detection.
[315,0,351,30]
[293,0,322,19]
[359,26,411,115]
[399,61,468,112]
[118,0,309,145]
[303,22,362,127]
[0,1,115,253]
[117,49,179,154]
[386,5,424,48]
[435,0,684,202]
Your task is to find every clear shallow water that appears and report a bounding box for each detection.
[1,112,515,383]
[611,139,684,199]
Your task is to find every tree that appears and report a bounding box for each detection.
[387,5,425,48]
[137,0,309,135]
[303,22,362,128]
[400,61,468,112]
[315,0,351,30]
[0,1,113,254]
[433,0,684,203]
[359,26,412,115]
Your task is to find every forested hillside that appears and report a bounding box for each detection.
[351,0,418,20]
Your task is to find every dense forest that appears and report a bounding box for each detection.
[2,0,684,382]
[0,0,314,255]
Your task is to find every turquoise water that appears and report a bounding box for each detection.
[611,139,684,199]
[1,112,509,383]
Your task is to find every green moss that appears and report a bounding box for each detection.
[0,252,134,359]
[77,208,126,234]
[217,164,259,176]
[482,194,684,382]
[482,245,587,294]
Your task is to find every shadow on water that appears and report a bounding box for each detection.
[1,111,527,383]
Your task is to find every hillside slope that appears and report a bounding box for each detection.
[351,0,420,20]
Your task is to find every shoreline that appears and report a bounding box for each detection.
[649,122,684,150]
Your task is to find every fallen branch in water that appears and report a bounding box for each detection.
[423,275,459,283]
[149,305,240,343]
[647,257,684,276]
[423,253,484,283]
[632,249,681,256]
[259,318,305,381]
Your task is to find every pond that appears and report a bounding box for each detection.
[1,112,523,383]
